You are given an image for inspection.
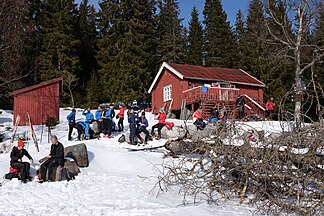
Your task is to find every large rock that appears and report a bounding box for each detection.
[64,143,89,167]
[161,124,216,142]
[161,126,186,139]
[123,132,145,143]
[40,158,80,181]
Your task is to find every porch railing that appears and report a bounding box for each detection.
[183,86,240,104]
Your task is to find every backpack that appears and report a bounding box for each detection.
[118,134,126,143]
[60,168,75,181]
[165,121,174,130]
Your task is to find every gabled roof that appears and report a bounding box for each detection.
[10,77,63,96]
[148,63,266,93]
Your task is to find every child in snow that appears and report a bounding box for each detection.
[136,112,150,144]
[66,108,76,141]
[95,106,103,135]
[117,103,125,132]
[102,104,115,138]
[150,108,166,140]
[75,121,93,140]
[193,107,206,130]
[10,140,33,183]
[128,108,136,145]
[82,108,94,123]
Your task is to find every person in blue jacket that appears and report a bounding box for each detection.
[136,112,149,144]
[82,108,94,123]
[102,104,115,138]
[66,108,76,141]
[95,106,103,135]
[74,121,93,140]
[128,108,136,145]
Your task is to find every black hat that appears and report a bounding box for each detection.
[141,112,145,116]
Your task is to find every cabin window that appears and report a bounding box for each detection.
[163,85,172,102]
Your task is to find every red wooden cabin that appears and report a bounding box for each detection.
[10,78,62,126]
[148,62,266,120]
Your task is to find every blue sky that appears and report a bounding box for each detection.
[77,0,251,26]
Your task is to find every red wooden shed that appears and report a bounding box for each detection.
[148,62,266,119]
[10,78,63,126]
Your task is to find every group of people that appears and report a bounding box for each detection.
[9,135,64,183]
[66,103,167,145]
[66,104,125,141]
[128,107,166,145]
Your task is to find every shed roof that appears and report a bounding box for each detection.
[148,63,266,93]
[10,77,63,96]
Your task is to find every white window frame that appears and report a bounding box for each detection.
[163,85,172,102]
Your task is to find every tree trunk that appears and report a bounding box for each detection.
[294,4,304,129]
[68,87,75,108]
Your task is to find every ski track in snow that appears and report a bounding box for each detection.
[0,109,265,216]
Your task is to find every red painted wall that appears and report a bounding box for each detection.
[13,83,60,125]
[151,69,184,113]
[236,84,264,104]
[151,70,264,114]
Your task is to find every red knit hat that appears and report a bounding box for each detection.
[17,140,24,147]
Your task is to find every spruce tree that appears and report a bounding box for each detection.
[0,0,37,107]
[203,0,236,68]
[38,0,81,106]
[242,0,267,80]
[157,0,186,64]
[187,5,204,66]
[234,9,246,69]
[97,0,157,103]
[76,0,98,104]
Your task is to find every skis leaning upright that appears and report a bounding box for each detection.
[27,112,39,152]
[9,115,20,152]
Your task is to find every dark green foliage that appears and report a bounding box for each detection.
[157,0,186,64]
[234,9,246,69]
[96,0,157,103]
[38,0,81,106]
[187,5,204,65]
[76,0,98,105]
[0,0,38,108]
[38,0,80,81]
[203,0,236,68]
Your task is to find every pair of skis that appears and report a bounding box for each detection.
[27,112,39,152]
[9,113,39,152]
[8,115,20,152]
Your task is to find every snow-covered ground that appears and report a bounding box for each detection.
[0,109,285,216]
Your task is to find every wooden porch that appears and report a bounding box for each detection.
[181,86,265,120]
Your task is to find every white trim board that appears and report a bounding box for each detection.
[148,62,184,93]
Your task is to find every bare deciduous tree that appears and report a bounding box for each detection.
[264,0,324,128]
[62,70,78,107]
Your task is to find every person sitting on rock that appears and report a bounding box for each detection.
[151,108,166,140]
[136,112,150,144]
[10,140,33,183]
[39,135,64,183]
[193,107,206,130]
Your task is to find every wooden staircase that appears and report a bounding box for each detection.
[201,101,237,119]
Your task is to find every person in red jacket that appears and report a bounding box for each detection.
[265,97,275,120]
[117,104,125,132]
[10,140,33,183]
[150,108,166,140]
[193,107,206,130]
